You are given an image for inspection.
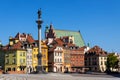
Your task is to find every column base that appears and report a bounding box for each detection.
[30,65,47,74]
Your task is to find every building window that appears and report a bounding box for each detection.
[43,54,46,58]
[12,68,16,71]
[13,59,16,64]
[104,61,107,65]
[27,56,29,59]
[89,58,91,61]
[56,53,58,56]
[34,54,37,58]
[20,52,22,56]
[44,50,46,53]
[80,61,83,64]
[5,54,9,57]
[95,58,96,60]
[101,61,103,65]
[23,52,25,56]
[23,59,25,63]
[30,56,32,59]
[43,60,46,64]
[20,59,23,63]
[104,57,107,60]
[60,59,62,62]
[95,67,97,70]
[6,59,9,64]
[8,68,11,71]
[55,59,56,62]
[13,52,16,57]
[60,53,62,56]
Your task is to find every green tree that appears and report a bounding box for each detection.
[106,53,119,72]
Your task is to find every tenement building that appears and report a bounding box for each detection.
[47,35,86,73]
[70,47,85,73]
[85,46,107,72]
[0,33,48,73]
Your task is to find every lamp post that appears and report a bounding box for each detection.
[36,9,43,73]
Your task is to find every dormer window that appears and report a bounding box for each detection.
[8,45,11,49]
[70,39,73,43]
[65,45,67,48]
[70,47,73,49]
[35,43,37,47]
[21,46,25,49]
[63,39,65,42]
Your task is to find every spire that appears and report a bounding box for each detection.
[50,23,53,29]
[87,43,90,47]
[45,25,49,32]
[46,24,49,29]
[45,25,49,39]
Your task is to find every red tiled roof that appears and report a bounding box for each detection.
[86,45,107,55]
[27,35,35,43]
[49,45,57,52]
[48,37,79,52]
[15,33,35,43]
[55,38,64,46]
[67,43,75,47]
[70,47,85,54]
[12,41,22,49]
[48,38,63,52]
[2,41,24,50]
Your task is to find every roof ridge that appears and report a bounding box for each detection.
[55,29,80,33]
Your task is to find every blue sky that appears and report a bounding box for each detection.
[0,0,120,53]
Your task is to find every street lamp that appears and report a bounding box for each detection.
[36,9,44,73]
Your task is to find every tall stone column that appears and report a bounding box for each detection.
[36,9,44,73]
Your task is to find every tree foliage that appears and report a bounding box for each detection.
[106,53,119,71]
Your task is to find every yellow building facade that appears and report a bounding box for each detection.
[32,47,38,71]
[5,50,27,72]
[32,41,48,72]
[0,33,48,73]
[41,41,48,72]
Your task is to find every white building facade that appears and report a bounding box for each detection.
[53,46,64,72]
[26,48,33,73]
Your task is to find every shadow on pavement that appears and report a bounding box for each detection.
[106,72,120,78]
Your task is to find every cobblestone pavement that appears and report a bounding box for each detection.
[0,73,120,80]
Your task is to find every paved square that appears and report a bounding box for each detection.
[0,73,120,80]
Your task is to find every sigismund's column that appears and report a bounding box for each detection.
[36,9,43,73]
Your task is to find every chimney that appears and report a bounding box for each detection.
[9,36,13,45]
